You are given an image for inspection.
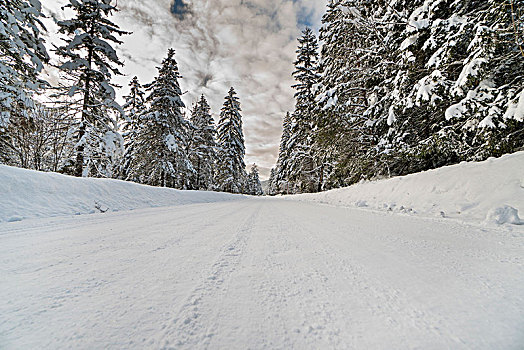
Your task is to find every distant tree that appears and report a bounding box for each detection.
[54,0,130,178]
[126,48,192,188]
[216,87,247,193]
[120,76,146,179]
[247,163,263,195]
[267,167,277,195]
[0,104,76,172]
[188,94,217,190]
[275,111,292,193]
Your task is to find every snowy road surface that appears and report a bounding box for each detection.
[1,198,523,349]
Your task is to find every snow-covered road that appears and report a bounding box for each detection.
[1,198,522,349]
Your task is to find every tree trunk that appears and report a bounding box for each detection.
[318,163,324,192]
[196,157,201,189]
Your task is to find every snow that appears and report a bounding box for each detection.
[0,165,243,223]
[445,100,465,120]
[455,57,486,89]
[400,34,418,50]
[486,205,523,225]
[387,105,396,125]
[504,88,524,122]
[1,198,523,348]
[427,46,444,67]
[287,151,524,228]
[414,70,443,106]
[0,155,523,348]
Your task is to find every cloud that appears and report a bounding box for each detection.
[42,0,327,179]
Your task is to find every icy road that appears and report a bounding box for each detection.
[1,198,523,349]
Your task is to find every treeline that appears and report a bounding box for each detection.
[0,0,262,195]
[268,0,524,195]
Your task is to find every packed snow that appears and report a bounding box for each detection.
[287,151,524,227]
[0,165,243,223]
[1,154,523,349]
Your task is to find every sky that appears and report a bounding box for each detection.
[42,0,328,179]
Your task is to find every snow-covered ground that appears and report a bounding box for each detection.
[287,151,524,227]
[1,155,523,349]
[0,165,243,223]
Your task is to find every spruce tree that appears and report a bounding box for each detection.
[314,0,394,186]
[275,111,292,193]
[247,163,263,195]
[216,87,246,193]
[309,0,524,186]
[267,167,277,196]
[189,95,217,190]
[288,28,320,193]
[0,0,49,164]
[0,0,48,125]
[55,0,130,178]
[127,49,192,188]
[120,76,146,179]
[376,0,524,175]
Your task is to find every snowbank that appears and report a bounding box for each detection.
[287,152,524,226]
[0,166,244,223]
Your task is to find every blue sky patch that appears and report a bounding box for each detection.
[171,0,191,19]
[297,5,314,28]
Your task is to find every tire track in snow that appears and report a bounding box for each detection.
[276,200,478,348]
[157,201,261,349]
[0,200,251,349]
[206,202,299,349]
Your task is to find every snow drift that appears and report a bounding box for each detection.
[287,152,524,226]
[0,166,243,223]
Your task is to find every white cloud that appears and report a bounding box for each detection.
[42,0,327,179]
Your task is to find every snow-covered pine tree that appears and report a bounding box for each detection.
[247,163,263,195]
[275,111,292,193]
[122,76,146,133]
[120,76,146,179]
[188,94,217,190]
[287,28,320,193]
[126,48,193,188]
[216,87,246,193]
[267,167,277,196]
[0,0,49,165]
[375,0,524,175]
[308,0,524,185]
[313,0,397,186]
[54,0,129,178]
[0,0,48,126]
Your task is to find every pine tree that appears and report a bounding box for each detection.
[308,0,524,187]
[275,111,292,193]
[216,87,246,193]
[55,0,130,178]
[122,76,146,133]
[267,167,277,196]
[247,163,263,195]
[314,0,395,186]
[288,28,320,193]
[127,48,193,188]
[120,76,146,179]
[0,0,49,164]
[189,94,217,190]
[375,0,524,175]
